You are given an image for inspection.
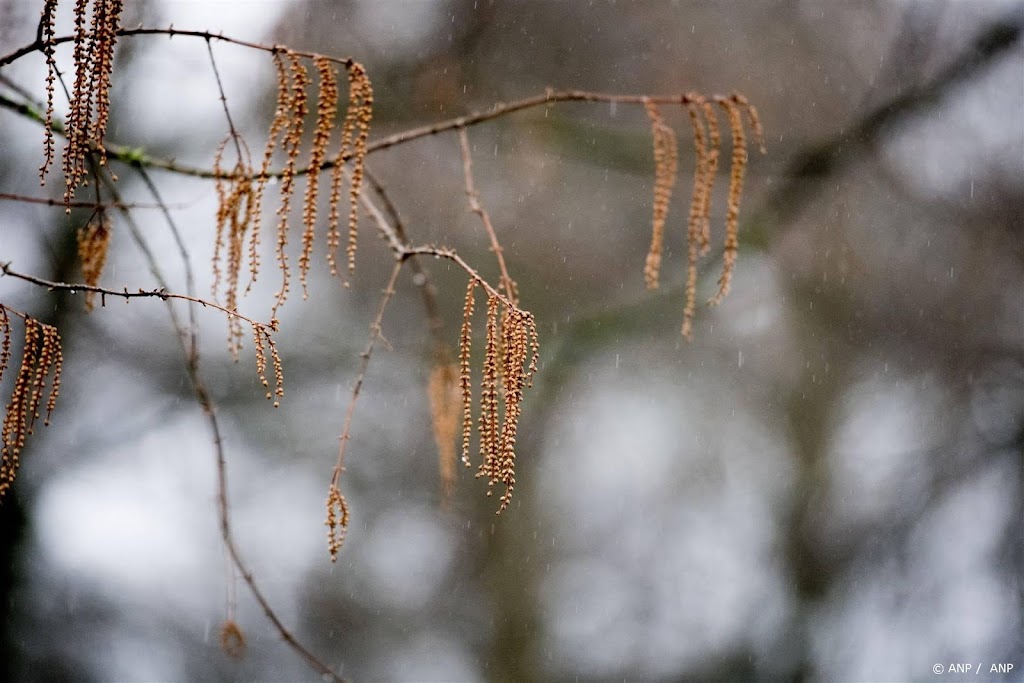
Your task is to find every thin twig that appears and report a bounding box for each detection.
[457,127,517,303]
[353,172,521,311]
[363,167,449,364]
[205,39,245,164]
[0,191,184,209]
[328,260,404,490]
[401,245,523,311]
[356,176,407,255]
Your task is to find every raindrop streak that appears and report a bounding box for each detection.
[738,351,744,368]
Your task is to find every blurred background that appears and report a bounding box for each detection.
[1,0,1023,680]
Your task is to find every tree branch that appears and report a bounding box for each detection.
[0,261,271,329]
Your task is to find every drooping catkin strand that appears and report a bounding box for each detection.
[220,620,246,659]
[698,98,720,257]
[1,316,62,501]
[429,363,460,504]
[253,324,268,394]
[77,211,112,311]
[247,51,292,296]
[450,279,539,512]
[492,308,536,512]
[478,295,501,488]
[459,279,476,468]
[345,63,372,278]
[643,100,678,290]
[325,482,349,562]
[270,51,310,316]
[27,324,59,433]
[326,62,373,279]
[473,301,539,513]
[252,323,283,408]
[91,0,123,164]
[44,328,63,426]
[268,328,284,406]
[731,92,766,154]
[708,96,748,306]
[61,0,122,206]
[211,137,255,357]
[39,0,58,183]
[299,58,339,299]
[682,94,710,340]
[0,308,10,385]
[63,0,93,204]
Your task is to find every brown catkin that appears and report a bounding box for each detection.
[77,211,112,311]
[326,62,373,280]
[270,51,310,317]
[448,279,540,512]
[345,63,373,278]
[250,324,283,407]
[63,0,93,205]
[247,50,292,296]
[493,309,533,512]
[26,322,57,433]
[299,58,339,299]
[39,0,58,183]
[643,100,678,290]
[682,94,709,340]
[220,620,246,659]
[698,99,721,257]
[477,294,500,488]
[325,482,349,562]
[211,136,255,357]
[44,326,63,426]
[708,96,748,306]
[61,0,122,206]
[428,363,460,504]
[211,139,229,298]
[2,317,61,501]
[91,0,122,163]
[253,324,270,398]
[732,92,766,154]
[459,279,476,468]
[267,330,284,407]
[0,308,10,384]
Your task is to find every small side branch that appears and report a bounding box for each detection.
[326,260,404,561]
[457,127,517,303]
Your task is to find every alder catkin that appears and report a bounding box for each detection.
[643,100,678,290]
[708,96,748,306]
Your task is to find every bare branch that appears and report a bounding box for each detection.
[0,261,271,329]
